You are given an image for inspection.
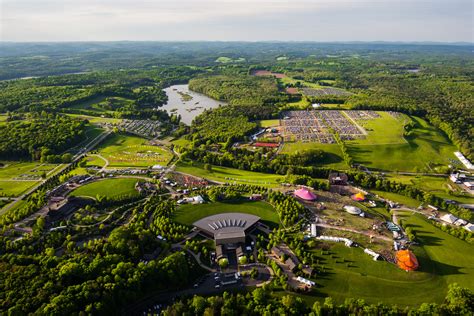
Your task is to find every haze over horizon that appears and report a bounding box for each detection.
[1,0,473,43]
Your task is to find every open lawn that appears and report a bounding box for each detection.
[65,113,122,125]
[0,162,59,196]
[370,190,422,208]
[348,111,408,145]
[347,116,457,172]
[70,177,140,199]
[176,161,284,188]
[174,200,280,228]
[297,211,474,306]
[258,119,280,128]
[281,142,347,169]
[95,133,173,167]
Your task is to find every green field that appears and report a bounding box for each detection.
[281,142,347,169]
[296,211,474,306]
[258,119,280,128]
[347,116,457,172]
[70,178,140,199]
[176,161,284,187]
[370,190,422,208]
[95,133,173,167]
[0,162,59,196]
[348,111,408,145]
[174,200,280,228]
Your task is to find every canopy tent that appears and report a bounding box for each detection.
[351,192,366,201]
[343,205,362,215]
[396,250,419,271]
[294,188,317,201]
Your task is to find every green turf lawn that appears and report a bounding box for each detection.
[280,142,347,169]
[70,177,140,199]
[175,161,284,188]
[0,180,39,197]
[370,190,422,208]
[171,137,191,148]
[0,162,59,196]
[173,200,280,228]
[347,116,457,172]
[258,119,280,128]
[96,133,173,168]
[85,155,106,168]
[296,211,474,306]
[348,111,408,145]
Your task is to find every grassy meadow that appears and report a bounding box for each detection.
[70,177,139,199]
[175,161,284,187]
[95,133,173,167]
[347,116,457,172]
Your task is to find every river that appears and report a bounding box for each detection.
[162,84,225,125]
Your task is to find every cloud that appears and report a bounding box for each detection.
[1,0,472,41]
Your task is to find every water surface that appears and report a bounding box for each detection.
[162,84,225,125]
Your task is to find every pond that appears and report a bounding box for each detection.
[162,84,226,125]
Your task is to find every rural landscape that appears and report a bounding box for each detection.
[0,1,473,315]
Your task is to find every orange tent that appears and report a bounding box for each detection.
[352,192,365,201]
[396,250,419,271]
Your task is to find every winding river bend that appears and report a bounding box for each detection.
[162,84,226,125]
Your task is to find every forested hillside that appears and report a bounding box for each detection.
[0,113,86,160]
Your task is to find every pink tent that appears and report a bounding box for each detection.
[294,188,317,201]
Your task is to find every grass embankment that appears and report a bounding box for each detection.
[70,178,140,199]
[174,200,280,228]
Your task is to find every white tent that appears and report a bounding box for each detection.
[440,213,458,224]
[344,205,362,215]
[463,223,474,232]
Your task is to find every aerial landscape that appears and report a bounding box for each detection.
[0,0,473,315]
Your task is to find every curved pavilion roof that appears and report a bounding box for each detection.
[193,213,260,240]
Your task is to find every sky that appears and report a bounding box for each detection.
[1,0,473,42]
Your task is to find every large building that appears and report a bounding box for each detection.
[193,213,260,245]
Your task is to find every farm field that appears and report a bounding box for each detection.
[347,116,457,172]
[0,162,59,196]
[176,161,284,187]
[70,177,140,199]
[280,142,347,169]
[173,200,280,228]
[94,133,173,168]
